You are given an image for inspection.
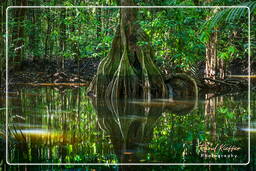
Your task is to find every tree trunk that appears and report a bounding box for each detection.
[59,9,66,70]
[13,0,27,70]
[204,8,225,84]
[89,0,167,100]
[205,31,218,82]
[96,7,102,39]
[28,6,37,61]
[0,4,4,86]
[44,9,51,58]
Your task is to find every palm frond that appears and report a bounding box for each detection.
[206,1,256,30]
[209,10,227,29]
[226,7,242,23]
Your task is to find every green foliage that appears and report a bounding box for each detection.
[201,1,256,61]
[3,0,254,73]
[218,45,238,60]
[139,8,206,71]
[147,94,249,163]
[206,1,256,30]
[218,107,235,119]
[6,5,118,63]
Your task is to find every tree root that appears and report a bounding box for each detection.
[88,25,168,100]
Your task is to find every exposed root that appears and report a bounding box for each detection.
[88,24,168,100]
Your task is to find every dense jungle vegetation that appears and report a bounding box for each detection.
[0,0,256,170]
[0,0,255,89]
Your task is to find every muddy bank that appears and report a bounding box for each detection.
[0,57,254,94]
[5,58,100,87]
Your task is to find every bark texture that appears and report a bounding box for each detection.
[204,8,225,84]
[89,1,167,99]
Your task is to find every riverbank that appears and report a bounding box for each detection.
[1,58,100,90]
[0,57,254,94]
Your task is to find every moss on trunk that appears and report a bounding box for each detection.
[88,5,167,100]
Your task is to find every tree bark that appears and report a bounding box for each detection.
[89,0,167,99]
[60,9,66,70]
[0,4,4,86]
[204,6,225,84]
[205,30,218,82]
[13,0,27,70]
[44,9,50,58]
[28,6,38,61]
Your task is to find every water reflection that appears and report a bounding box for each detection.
[3,87,250,163]
[240,128,256,132]
[91,97,197,163]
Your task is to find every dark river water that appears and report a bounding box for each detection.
[0,86,255,164]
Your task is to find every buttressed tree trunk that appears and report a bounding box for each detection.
[89,0,167,99]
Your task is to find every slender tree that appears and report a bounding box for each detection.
[0,4,4,87]
[204,7,225,84]
[12,0,27,70]
[204,1,256,82]
[59,9,67,70]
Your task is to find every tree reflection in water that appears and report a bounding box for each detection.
[91,90,198,163]
[5,86,250,164]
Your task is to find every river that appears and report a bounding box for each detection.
[0,86,255,164]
